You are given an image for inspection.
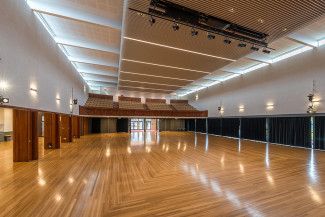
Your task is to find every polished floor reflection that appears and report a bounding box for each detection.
[1,132,325,216]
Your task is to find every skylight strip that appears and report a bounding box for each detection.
[34,12,56,38]
[318,38,325,47]
[270,46,313,63]
[241,63,268,74]
[122,59,211,74]
[124,37,236,62]
[27,4,88,87]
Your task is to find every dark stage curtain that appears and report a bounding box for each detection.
[90,118,101,134]
[269,117,311,148]
[116,118,129,132]
[315,116,325,150]
[185,119,195,131]
[196,119,206,133]
[207,118,222,135]
[221,118,240,138]
[241,118,266,141]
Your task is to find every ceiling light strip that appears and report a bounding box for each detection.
[119,79,184,88]
[122,59,211,74]
[120,71,194,82]
[119,85,174,92]
[124,37,236,62]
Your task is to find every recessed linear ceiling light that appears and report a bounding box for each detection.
[119,79,184,88]
[119,85,174,92]
[120,71,195,82]
[122,59,211,74]
[123,37,235,61]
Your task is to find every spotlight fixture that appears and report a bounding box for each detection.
[172,22,179,31]
[223,38,232,44]
[30,87,38,93]
[191,28,198,37]
[73,99,78,105]
[262,49,271,54]
[149,16,156,26]
[207,33,215,40]
[251,46,259,51]
[0,95,9,104]
[143,0,269,47]
[238,42,247,48]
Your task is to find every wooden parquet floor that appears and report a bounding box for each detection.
[1,132,325,217]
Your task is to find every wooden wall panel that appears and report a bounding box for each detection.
[72,116,80,138]
[31,111,39,160]
[82,117,89,135]
[44,113,61,149]
[61,115,72,143]
[13,109,38,162]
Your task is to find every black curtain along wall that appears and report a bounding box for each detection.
[116,118,129,133]
[90,118,101,134]
[196,119,206,133]
[241,118,266,141]
[208,118,222,135]
[185,119,195,131]
[269,117,311,148]
[221,118,240,138]
[315,116,325,150]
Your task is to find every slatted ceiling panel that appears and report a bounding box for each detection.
[128,0,325,42]
[82,74,118,83]
[122,39,231,72]
[119,81,180,91]
[62,0,124,23]
[41,14,121,48]
[119,73,191,86]
[222,58,258,72]
[124,12,250,60]
[121,61,207,80]
[63,45,119,65]
[75,62,118,76]
[119,86,174,94]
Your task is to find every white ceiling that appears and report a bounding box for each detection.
[25,0,325,98]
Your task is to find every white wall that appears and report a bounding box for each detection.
[190,46,325,117]
[0,0,88,114]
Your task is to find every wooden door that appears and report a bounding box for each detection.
[61,115,72,143]
[83,117,89,135]
[72,116,80,138]
[13,109,38,162]
[44,112,61,149]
